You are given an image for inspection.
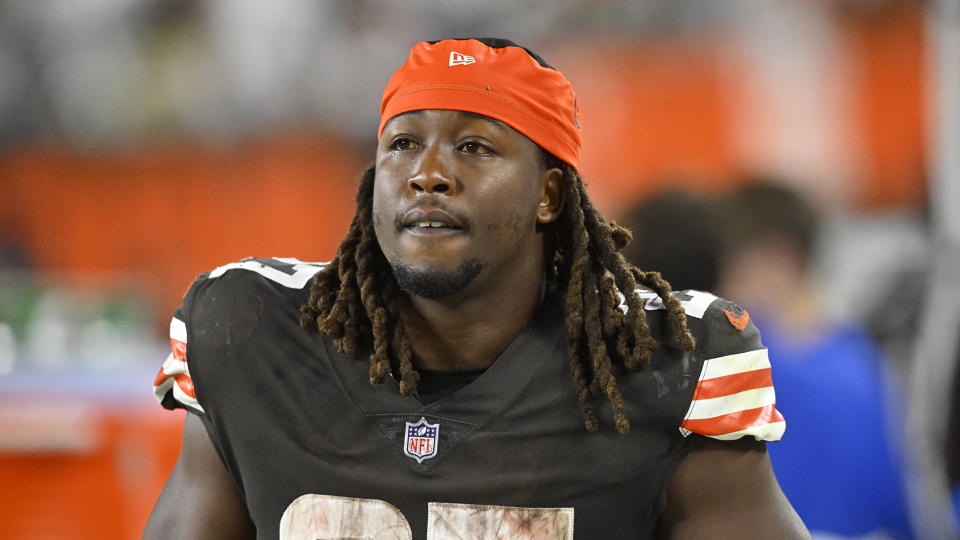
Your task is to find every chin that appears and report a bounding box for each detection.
[391,259,485,299]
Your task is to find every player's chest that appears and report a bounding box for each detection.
[215,341,680,539]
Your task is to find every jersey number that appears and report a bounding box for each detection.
[279,494,574,539]
[208,258,325,289]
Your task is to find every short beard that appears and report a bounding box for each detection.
[393,259,484,299]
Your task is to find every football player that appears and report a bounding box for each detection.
[144,38,809,539]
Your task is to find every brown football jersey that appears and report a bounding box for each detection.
[154,257,784,539]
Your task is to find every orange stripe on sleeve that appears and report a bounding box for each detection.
[153,367,170,387]
[170,338,186,362]
[695,367,773,400]
[680,403,785,437]
[175,374,197,399]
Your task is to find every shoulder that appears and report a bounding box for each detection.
[153,257,328,413]
[184,256,328,339]
[634,289,785,443]
[188,257,329,301]
[179,257,325,333]
[631,288,762,357]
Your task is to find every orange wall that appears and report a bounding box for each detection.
[0,401,183,539]
[550,9,925,213]
[559,40,736,212]
[0,135,367,331]
[844,6,926,207]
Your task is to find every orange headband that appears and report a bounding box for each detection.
[379,38,583,170]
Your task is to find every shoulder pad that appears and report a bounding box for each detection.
[678,295,786,442]
[152,257,328,414]
[634,289,718,320]
[207,257,328,289]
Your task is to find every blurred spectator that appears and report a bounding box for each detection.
[950,340,960,522]
[0,225,30,272]
[619,187,722,292]
[716,179,913,539]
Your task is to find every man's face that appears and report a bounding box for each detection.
[373,110,560,299]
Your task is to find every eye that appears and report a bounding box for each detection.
[389,137,419,151]
[459,140,492,155]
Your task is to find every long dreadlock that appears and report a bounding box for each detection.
[300,155,696,434]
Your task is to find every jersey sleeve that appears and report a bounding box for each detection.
[151,257,328,416]
[678,298,786,442]
[152,277,206,415]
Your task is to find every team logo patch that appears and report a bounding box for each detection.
[404,417,439,463]
[724,308,750,331]
[448,51,476,66]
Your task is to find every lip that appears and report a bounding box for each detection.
[400,207,465,231]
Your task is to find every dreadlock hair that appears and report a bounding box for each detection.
[300,153,696,434]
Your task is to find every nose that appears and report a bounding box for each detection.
[408,145,455,194]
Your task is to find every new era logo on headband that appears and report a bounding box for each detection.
[449,51,476,66]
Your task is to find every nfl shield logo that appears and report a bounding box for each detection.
[404,417,439,463]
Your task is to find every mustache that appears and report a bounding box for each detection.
[393,199,470,231]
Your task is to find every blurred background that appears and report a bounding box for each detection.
[0,0,957,538]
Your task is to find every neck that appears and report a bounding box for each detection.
[398,251,545,371]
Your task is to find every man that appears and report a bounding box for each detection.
[716,180,913,537]
[144,38,808,539]
[619,188,722,292]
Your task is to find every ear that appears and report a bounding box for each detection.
[536,166,566,224]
